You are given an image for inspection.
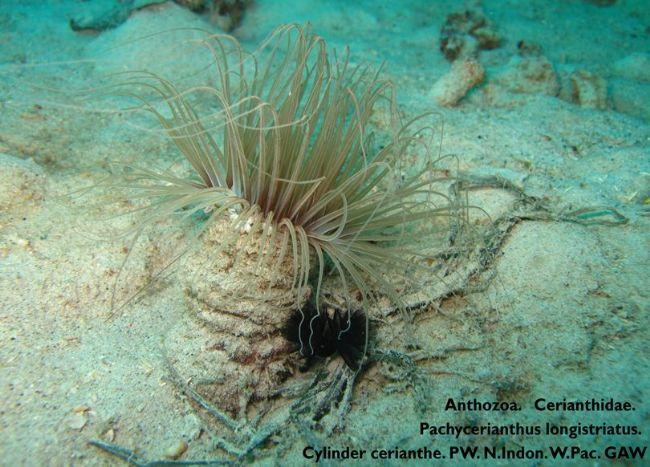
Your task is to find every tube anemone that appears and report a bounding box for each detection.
[113,24,455,415]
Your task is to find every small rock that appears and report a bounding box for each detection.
[430,58,485,107]
[96,415,120,442]
[69,0,167,31]
[613,53,650,83]
[65,412,87,431]
[494,56,559,96]
[165,440,188,459]
[610,78,650,121]
[70,1,132,31]
[440,9,500,61]
[207,0,251,31]
[560,70,608,109]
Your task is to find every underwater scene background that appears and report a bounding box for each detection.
[0,0,648,465]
